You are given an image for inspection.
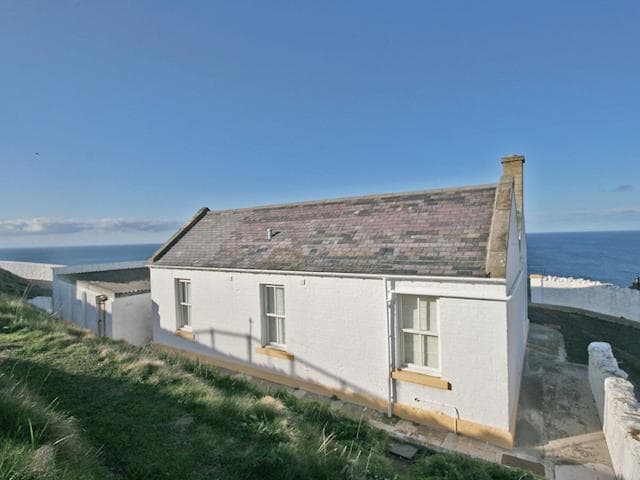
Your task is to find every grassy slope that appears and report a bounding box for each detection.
[0,268,51,299]
[0,293,534,480]
[529,305,640,390]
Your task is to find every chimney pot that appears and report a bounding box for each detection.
[501,154,525,167]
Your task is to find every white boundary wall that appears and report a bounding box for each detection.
[0,261,62,282]
[28,296,53,313]
[588,342,640,480]
[53,261,147,276]
[530,275,640,323]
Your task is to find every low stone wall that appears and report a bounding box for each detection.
[588,342,628,421]
[0,261,63,282]
[530,275,640,323]
[588,342,640,480]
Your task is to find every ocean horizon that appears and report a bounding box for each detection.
[1,230,639,287]
[526,230,640,287]
[0,243,162,267]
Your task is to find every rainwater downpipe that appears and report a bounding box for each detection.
[96,295,107,337]
[383,279,460,431]
[383,277,394,418]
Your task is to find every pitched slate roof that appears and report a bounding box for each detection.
[152,184,499,278]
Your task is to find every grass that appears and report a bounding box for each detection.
[529,305,640,390]
[0,268,51,299]
[0,292,535,480]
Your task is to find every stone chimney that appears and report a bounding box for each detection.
[501,154,525,237]
[485,155,526,278]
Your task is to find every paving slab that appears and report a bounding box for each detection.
[440,432,459,451]
[544,431,611,466]
[388,441,419,460]
[554,463,615,480]
[301,391,331,403]
[291,389,307,399]
[501,453,546,477]
[395,419,419,435]
[334,401,367,421]
[415,423,448,447]
[456,438,495,462]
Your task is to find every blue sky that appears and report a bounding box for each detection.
[1,1,638,247]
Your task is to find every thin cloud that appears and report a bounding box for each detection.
[612,184,634,192]
[0,218,181,236]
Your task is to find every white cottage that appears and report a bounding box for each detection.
[149,155,528,448]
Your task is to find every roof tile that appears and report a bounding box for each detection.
[154,185,497,277]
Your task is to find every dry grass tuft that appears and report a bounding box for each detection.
[258,395,287,413]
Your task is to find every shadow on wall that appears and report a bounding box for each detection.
[530,275,640,323]
[150,301,385,408]
[163,325,383,402]
[54,287,111,339]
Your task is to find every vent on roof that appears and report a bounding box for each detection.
[267,228,273,240]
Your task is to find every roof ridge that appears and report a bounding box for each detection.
[206,182,498,215]
[150,207,210,263]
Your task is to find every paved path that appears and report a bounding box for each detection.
[518,323,614,479]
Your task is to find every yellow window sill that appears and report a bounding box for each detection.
[391,369,451,391]
[175,329,194,341]
[255,346,294,361]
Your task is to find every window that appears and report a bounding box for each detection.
[176,279,191,329]
[263,285,285,348]
[398,295,440,372]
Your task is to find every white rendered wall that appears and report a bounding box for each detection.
[530,275,640,323]
[151,267,516,433]
[505,194,522,293]
[53,278,112,335]
[53,275,152,344]
[53,261,146,276]
[588,342,640,480]
[74,285,112,336]
[112,293,152,345]
[506,267,528,432]
[53,278,75,321]
[505,197,529,432]
[0,261,62,282]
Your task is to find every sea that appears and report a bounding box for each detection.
[0,243,161,267]
[527,230,640,288]
[0,231,638,287]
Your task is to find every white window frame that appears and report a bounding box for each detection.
[175,278,192,330]
[397,294,441,375]
[262,284,286,349]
